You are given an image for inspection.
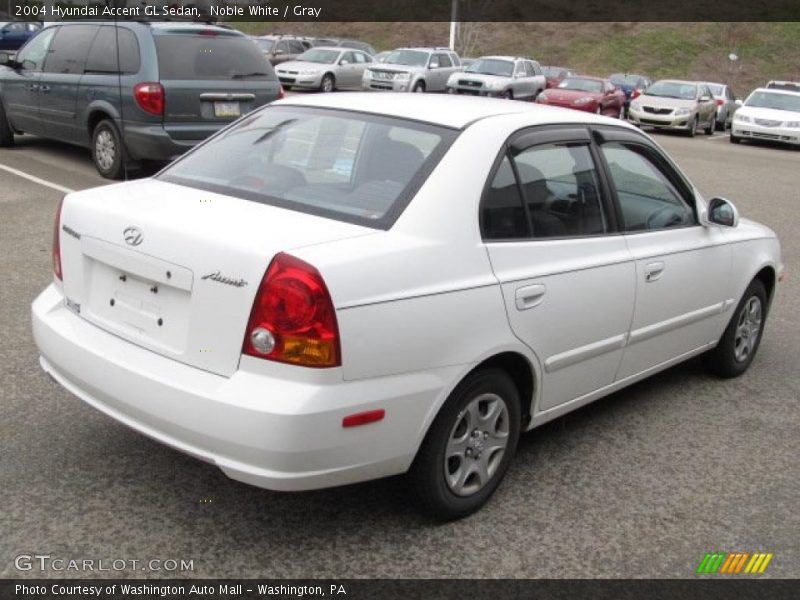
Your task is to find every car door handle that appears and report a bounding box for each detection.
[39,85,50,93]
[27,83,39,92]
[515,284,546,310]
[644,261,665,282]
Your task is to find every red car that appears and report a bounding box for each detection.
[542,66,575,89]
[536,76,626,118]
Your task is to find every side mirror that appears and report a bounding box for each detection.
[429,62,439,69]
[339,59,349,65]
[706,197,739,227]
[274,49,284,55]
[699,95,711,102]
[735,99,743,107]
[0,51,12,66]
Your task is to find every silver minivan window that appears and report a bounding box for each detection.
[159,107,458,229]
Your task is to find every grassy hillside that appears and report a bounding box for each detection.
[235,22,800,94]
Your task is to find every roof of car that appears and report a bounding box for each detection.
[273,92,636,130]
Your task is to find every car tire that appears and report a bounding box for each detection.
[687,116,698,137]
[92,119,125,180]
[412,81,426,93]
[0,102,14,147]
[409,368,521,521]
[320,73,335,93]
[730,133,741,144]
[502,90,513,100]
[705,114,715,135]
[705,279,768,378]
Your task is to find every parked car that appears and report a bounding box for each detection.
[362,47,461,93]
[731,87,800,147]
[33,93,782,520]
[0,21,41,50]
[766,80,800,93]
[609,73,651,112]
[705,82,739,130]
[627,80,717,137]
[445,56,545,100]
[0,22,282,178]
[255,35,311,65]
[536,76,626,117]
[309,37,376,57]
[275,47,374,92]
[542,65,576,89]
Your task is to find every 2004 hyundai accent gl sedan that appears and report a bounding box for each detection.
[32,93,783,520]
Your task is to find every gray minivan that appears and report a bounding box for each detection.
[0,22,282,178]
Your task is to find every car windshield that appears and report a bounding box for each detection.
[297,49,340,64]
[745,91,800,113]
[645,81,697,100]
[706,83,724,95]
[465,59,514,77]
[159,107,458,229]
[557,77,603,93]
[384,49,429,67]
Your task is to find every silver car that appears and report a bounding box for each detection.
[628,80,717,137]
[275,47,374,92]
[706,82,740,131]
[361,47,461,93]
[445,56,545,100]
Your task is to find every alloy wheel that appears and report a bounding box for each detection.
[95,130,116,171]
[734,296,762,363]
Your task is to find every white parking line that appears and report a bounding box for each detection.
[0,163,75,194]
[707,134,731,141]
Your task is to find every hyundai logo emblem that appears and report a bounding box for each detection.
[123,226,143,247]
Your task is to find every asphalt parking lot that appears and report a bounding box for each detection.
[1,126,798,579]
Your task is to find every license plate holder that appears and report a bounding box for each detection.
[214,101,240,118]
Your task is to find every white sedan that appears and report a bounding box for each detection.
[731,87,800,146]
[32,93,783,520]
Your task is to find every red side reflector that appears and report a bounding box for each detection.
[342,409,385,428]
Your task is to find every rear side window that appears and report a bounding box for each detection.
[482,156,529,240]
[159,107,458,229]
[85,27,140,74]
[43,25,97,74]
[154,33,275,81]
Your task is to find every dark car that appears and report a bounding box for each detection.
[0,21,41,51]
[255,35,311,65]
[311,37,376,57]
[609,73,651,112]
[0,22,282,179]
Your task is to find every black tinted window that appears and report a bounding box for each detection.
[482,155,529,240]
[85,27,140,74]
[44,25,97,74]
[155,34,275,80]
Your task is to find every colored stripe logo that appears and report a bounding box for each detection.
[697,552,773,574]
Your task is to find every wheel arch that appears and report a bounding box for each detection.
[754,265,776,307]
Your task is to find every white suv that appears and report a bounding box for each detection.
[362,47,461,93]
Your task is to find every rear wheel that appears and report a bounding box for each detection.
[410,368,521,520]
[705,279,767,378]
[320,73,335,93]
[705,113,715,135]
[92,119,125,180]
[0,102,14,147]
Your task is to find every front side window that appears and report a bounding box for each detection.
[600,143,694,231]
[481,142,607,240]
[159,107,457,229]
[436,53,452,68]
[15,27,55,71]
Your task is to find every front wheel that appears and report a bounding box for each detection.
[704,113,715,135]
[0,102,14,147]
[705,279,767,378]
[730,133,741,144]
[409,368,521,520]
[687,116,698,137]
[92,119,125,180]
[412,81,426,93]
[320,73,335,93]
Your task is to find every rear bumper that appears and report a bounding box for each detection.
[32,284,458,491]
[731,123,800,145]
[121,123,222,162]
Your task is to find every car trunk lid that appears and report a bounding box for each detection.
[57,179,374,377]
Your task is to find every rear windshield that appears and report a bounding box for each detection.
[159,107,459,229]
[155,33,275,81]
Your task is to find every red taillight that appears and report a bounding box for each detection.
[631,89,641,99]
[716,99,725,106]
[243,253,341,368]
[52,198,63,281]
[342,409,385,428]
[133,82,164,116]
